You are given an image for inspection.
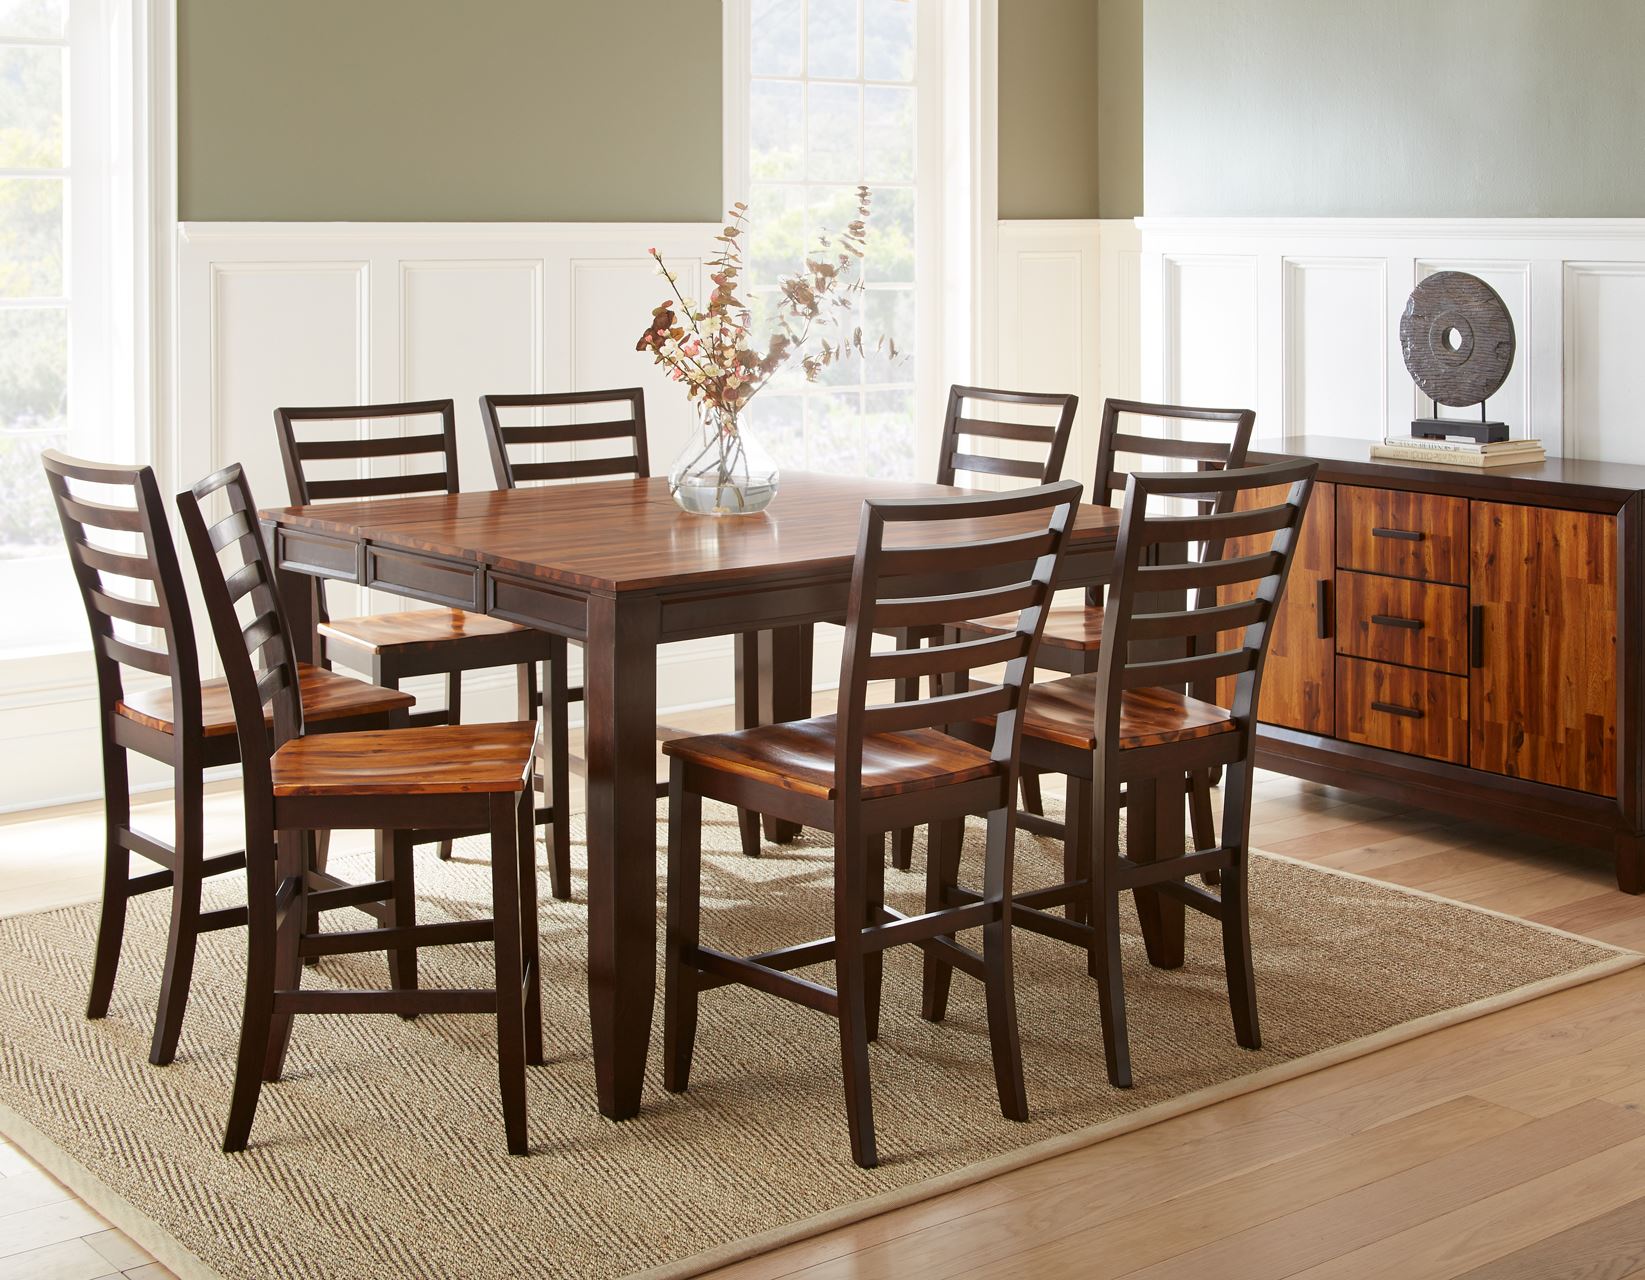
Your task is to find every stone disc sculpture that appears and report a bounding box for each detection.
[1399,271,1515,409]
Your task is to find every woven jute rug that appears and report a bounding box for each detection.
[0,800,1635,1280]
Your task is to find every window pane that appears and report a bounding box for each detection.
[0,44,66,168]
[746,184,806,286]
[807,390,863,472]
[864,0,915,81]
[863,287,913,383]
[0,0,65,38]
[750,0,802,76]
[749,80,803,182]
[807,0,858,78]
[864,86,915,182]
[0,306,68,557]
[808,185,861,254]
[0,177,65,297]
[806,82,860,183]
[865,186,914,284]
[863,389,916,479]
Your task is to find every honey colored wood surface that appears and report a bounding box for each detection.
[114,663,414,737]
[263,473,1122,594]
[1216,481,1335,733]
[1336,484,1469,585]
[1335,571,1469,675]
[1017,675,1236,753]
[961,602,1106,652]
[1337,655,1469,765]
[1470,501,1618,798]
[662,716,1000,801]
[269,721,537,797]
[318,607,532,654]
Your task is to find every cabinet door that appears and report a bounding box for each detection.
[1470,501,1617,796]
[1217,480,1335,733]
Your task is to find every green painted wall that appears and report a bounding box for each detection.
[177,0,724,222]
[1145,0,1645,216]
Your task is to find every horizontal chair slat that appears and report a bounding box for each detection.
[953,416,1057,445]
[100,634,170,676]
[1128,597,1270,641]
[1145,502,1295,544]
[58,495,144,533]
[947,451,1046,481]
[280,399,451,422]
[241,610,280,656]
[255,664,291,705]
[502,419,638,445]
[876,528,1058,576]
[296,432,448,461]
[1121,648,1255,689]
[865,631,1026,682]
[90,588,166,629]
[515,456,640,482]
[307,472,450,500]
[1137,550,1283,591]
[874,579,1040,630]
[208,509,254,552]
[72,541,156,582]
[223,559,266,603]
[862,684,1013,734]
[298,918,494,958]
[1111,432,1233,461]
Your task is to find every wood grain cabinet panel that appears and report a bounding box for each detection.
[1217,481,1335,734]
[1337,486,1469,584]
[1336,657,1469,765]
[1335,571,1469,675]
[1470,501,1618,796]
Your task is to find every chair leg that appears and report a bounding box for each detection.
[663,762,702,1094]
[150,749,204,1066]
[1190,768,1219,886]
[262,830,309,1083]
[516,787,544,1067]
[545,646,573,899]
[890,628,918,872]
[980,808,1028,1122]
[438,672,462,860]
[835,823,877,1170]
[1020,767,1044,817]
[864,835,885,1043]
[1089,781,1132,1089]
[920,818,963,1023]
[86,743,131,1022]
[1219,762,1260,1050]
[222,912,277,1154]
[734,632,763,857]
[376,829,418,1018]
[489,792,529,1156]
[1063,774,1091,927]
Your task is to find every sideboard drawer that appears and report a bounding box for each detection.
[1335,571,1468,675]
[364,544,482,611]
[1336,656,1468,765]
[1336,486,1468,584]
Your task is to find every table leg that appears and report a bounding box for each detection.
[583,592,661,1120]
[272,549,317,665]
[755,625,813,844]
[1127,774,1187,969]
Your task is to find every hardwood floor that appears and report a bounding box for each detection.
[1,696,1640,1279]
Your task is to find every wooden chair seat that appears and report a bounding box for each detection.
[318,607,532,655]
[663,715,1001,802]
[116,663,415,737]
[271,722,539,798]
[1019,675,1236,752]
[961,602,1106,652]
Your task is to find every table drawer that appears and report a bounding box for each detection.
[1336,485,1468,584]
[275,527,360,581]
[1335,571,1468,675]
[364,544,482,611]
[1336,657,1467,765]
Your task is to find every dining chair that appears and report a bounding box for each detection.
[661,479,1083,1168]
[929,459,1318,1089]
[42,451,415,1067]
[274,399,571,897]
[958,398,1257,854]
[177,462,543,1155]
[870,385,1079,871]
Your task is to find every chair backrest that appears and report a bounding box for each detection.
[479,388,649,488]
[835,480,1083,811]
[274,399,460,505]
[934,385,1078,489]
[1093,460,1319,748]
[1090,398,1257,509]
[42,450,202,741]
[175,463,305,800]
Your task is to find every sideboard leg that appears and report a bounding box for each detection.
[1616,832,1645,895]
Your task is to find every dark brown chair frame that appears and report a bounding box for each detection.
[932,460,1318,1089]
[663,480,1083,1167]
[275,399,572,896]
[43,451,408,1067]
[177,463,542,1155]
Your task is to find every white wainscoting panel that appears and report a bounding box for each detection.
[1138,218,1645,460]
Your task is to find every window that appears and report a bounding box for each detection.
[0,0,139,658]
[730,0,927,479]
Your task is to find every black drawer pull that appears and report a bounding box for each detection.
[1470,604,1484,668]
[1316,579,1332,640]
[1371,613,1424,631]
[1371,700,1424,720]
[1372,526,1424,542]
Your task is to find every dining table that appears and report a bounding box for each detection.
[262,470,1188,1120]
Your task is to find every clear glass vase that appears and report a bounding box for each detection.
[667,404,780,516]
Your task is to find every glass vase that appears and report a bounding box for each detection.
[667,404,780,516]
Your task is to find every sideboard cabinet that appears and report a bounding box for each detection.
[1235,437,1643,893]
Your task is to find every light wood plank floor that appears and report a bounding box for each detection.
[1,696,1641,1279]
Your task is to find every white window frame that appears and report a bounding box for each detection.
[721,0,996,480]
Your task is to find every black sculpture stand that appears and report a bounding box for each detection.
[1411,417,1510,444]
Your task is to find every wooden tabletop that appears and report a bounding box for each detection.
[263,471,1122,593]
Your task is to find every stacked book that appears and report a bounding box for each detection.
[1369,435,1546,469]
